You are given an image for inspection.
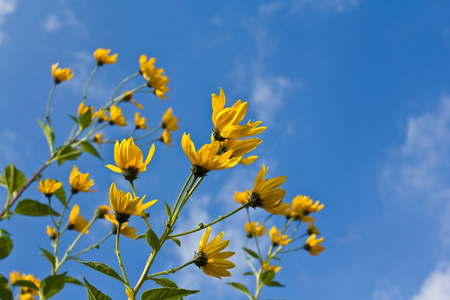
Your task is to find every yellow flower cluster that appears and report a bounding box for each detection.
[139,55,169,99]
[9,272,40,300]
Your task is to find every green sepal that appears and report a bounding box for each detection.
[38,119,55,155]
[164,201,171,219]
[265,280,284,287]
[148,277,178,288]
[4,163,26,195]
[0,274,13,300]
[13,199,59,217]
[0,230,13,260]
[12,279,39,291]
[261,270,275,285]
[243,247,259,259]
[55,145,82,166]
[83,277,112,300]
[145,228,161,252]
[74,259,125,284]
[79,110,92,130]
[80,141,102,160]
[64,276,84,286]
[134,234,145,240]
[226,282,251,298]
[53,186,66,206]
[39,273,67,299]
[169,237,181,247]
[141,287,199,300]
[40,247,56,269]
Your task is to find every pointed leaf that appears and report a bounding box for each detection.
[83,278,112,300]
[0,174,6,189]
[38,119,55,155]
[13,199,59,217]
[261,270,275,285]
[134,234,145,240]
[80,141,102,159]
[68,115,78,124]
[226,282,251,297]
[4,163,26,194]
[65,276,84,286]
[0,274,13,300]
[79,110,92,130]
[145,228,161,252]
[169,237,181,247]
[149,278,178,288]
[141,287,199,300]
[40,273,66,299]
[53,186,66,206]
[74,259,125,284]
[55,145,82,166]
[12,279,39,291]
[40,247,56,269]
[164,201,171,219]
[265,280,284,287]
[243,247,259,259]
[0,230,13,260]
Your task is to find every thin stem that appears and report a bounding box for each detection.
[45,83,57,126]
[127,127,136,138]
[246,208,263,259]
[111,72,140,101]
[146,260,196,279]
[47,196,58,228]
[135,125,162,141]
[82,65,99,103]
[68,232,113,259]
[115,223,131,286]
[137,138,160,148]
[242,237,257,274]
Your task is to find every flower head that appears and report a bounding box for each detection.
[161,107,179,132]
[217,137,261,165]
[307,223,321,236]
[262,261,281,273]
[69,165,95,193]
[106,138,155,181]
[234,190,250,204]
[247,165,289,215]
[269,226,291,246]
[10,271,40,300]
[159,129,172,147]
[38,178,62,197]
[46,225,58,240]
[304,234,325,256]
[93,109,109,122]
[122,91,143,110]
[134,112,149,130]
[94,48,118,65]
[93,133,104,148]
[291,195,324,223]
[68,204,89,233]
[109,105,127,126]
[51,63,74,84]
[105,213,137,238]
[78,102,93,117]
[182,133,240,177]
[139,55,156,75]
[194,227,235,279]
[109,182,157,223]
[245,221,266,238]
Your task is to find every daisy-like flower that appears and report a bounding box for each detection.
[262,261,281,273]
[96,205,111,219]
[51,62,74,84]
[304,234,325,256]
[78,102,94,118]
[217,137,261,165]
[139,54,156,76]
[109,182,157,223]
[161,107,179,132]
[247,165,289,215]
[46,225,57,240]
[106,137,155,181]
[269,226,291,246]
[147,73,170,99]
[182,133,240,177]
[121,91,143,110]
[38,178,62,197]
[244,221,266,238]
[69,165,95,193]
[134,112,149,129]
[9,271,40,300]
[306,222,321,235]
[194,227,235,280]
[104,213,137,238]
[94,48,118,65]
[68,204,89,233]
[93,108,109,122]
[93,133,104,148]
[291,195,324,223]
[234,190,250,204]
[159,129,172,147]
[141,63,169,99]
[109,105,127,126]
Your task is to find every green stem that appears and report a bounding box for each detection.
[108,84,147,109]
[68,232,113,259]
[111,72,140,101]
[115,223,131,286]
[128,127,136,138]
[47,196,58,228]
[137,138,160,147]
[246,207,263,259]
[242,237,257,274]
[82,65,99,103]
[146,260,196,279]
[135,125,162,141]
[45,83,57,126]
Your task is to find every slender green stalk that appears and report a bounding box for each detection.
[68,232,113,259]
[82,65,99,103]
[242,237,257,274]
[246,207,263,259]
[111,72,140,101]
[115,223,131,286]
[137,138,160,147]
[127,127,136,138]
[45,83,57,126]
[108,84,147,109]
[47,197,58,228]
[129,181,137,198]
[146,260,196,279]
[170,173,193,223]
[135,125,162,141]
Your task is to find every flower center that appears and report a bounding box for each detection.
[193,251,208,267]
[122,166,140,182]
[115,212,131,224]
[212,129,226,142]
[247,191,262,208]
[191,164,209,178]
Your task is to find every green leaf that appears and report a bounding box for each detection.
[39,247,56,269]
[64,276,84,286]
[13,199,59,217]
[83,278,112,300]
[68,115,78,124]
[134,234,145,240]
[55,145,82,166]
[226,282,251,298]
[149,277,178,288]
[265,280,284,287]
[4,163,26,195]
[261,270,275,285]
[0,174,6,189]
[164,201,171,219]
[53,186,66,206]
[243,272,254,276]
[74,259,125,284]
[0,230,13,260]
[0,274,13,300]
[40,273,66,299]
[145,228,161,252]
[38,119,55,155]
[169,237,181,247]
[141,287,199,300]
[79,110,92,130]
[80,141,102,160]
[243,247,259,259]
[12,279,39,291]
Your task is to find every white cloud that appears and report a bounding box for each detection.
[43,10,87,36]
[412,262,450,300]
[291,0,359,14]
[0,0,18,44]
[372,279,402,300]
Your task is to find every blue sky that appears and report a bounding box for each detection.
[1,0,450,299]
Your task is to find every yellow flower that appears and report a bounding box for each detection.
[181,133,240,177]
[245,221,266,238]
[159,129,172,147]
[93,133,104,148]
[10,271,40,300]
[109,182,157,223]
[161,107,179,132]
[262,261,281,273]
[307,222,320,235]
[46,225,58,240]
[139,54,156,75]
[68,204,89,233]
[69,165,95,193]
[142,64,169,99]
[247,165,289,215]
[194,227,235,279]
[234,190,250,204]
[78,102,94,117]
[304,234,325,256]
[134,112,149,129]
[217,137,261,165]
[291,195,324,223]
[94,48,118,65]
[51,62,74,84]
[122,91,143,110]
[148,73,170,99]
[93,108,109,122]
[105,213,137,238]
[38,178,62,197]
[106,137,155,181]
[96,205,111,219]
[269,226,291,246]
[109,105,127,126]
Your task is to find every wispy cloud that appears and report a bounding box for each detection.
[0,0,18,44]
[372,279,402,300]
[43,10,88,37]
[412,262,450,300]
[290,0,359,14]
